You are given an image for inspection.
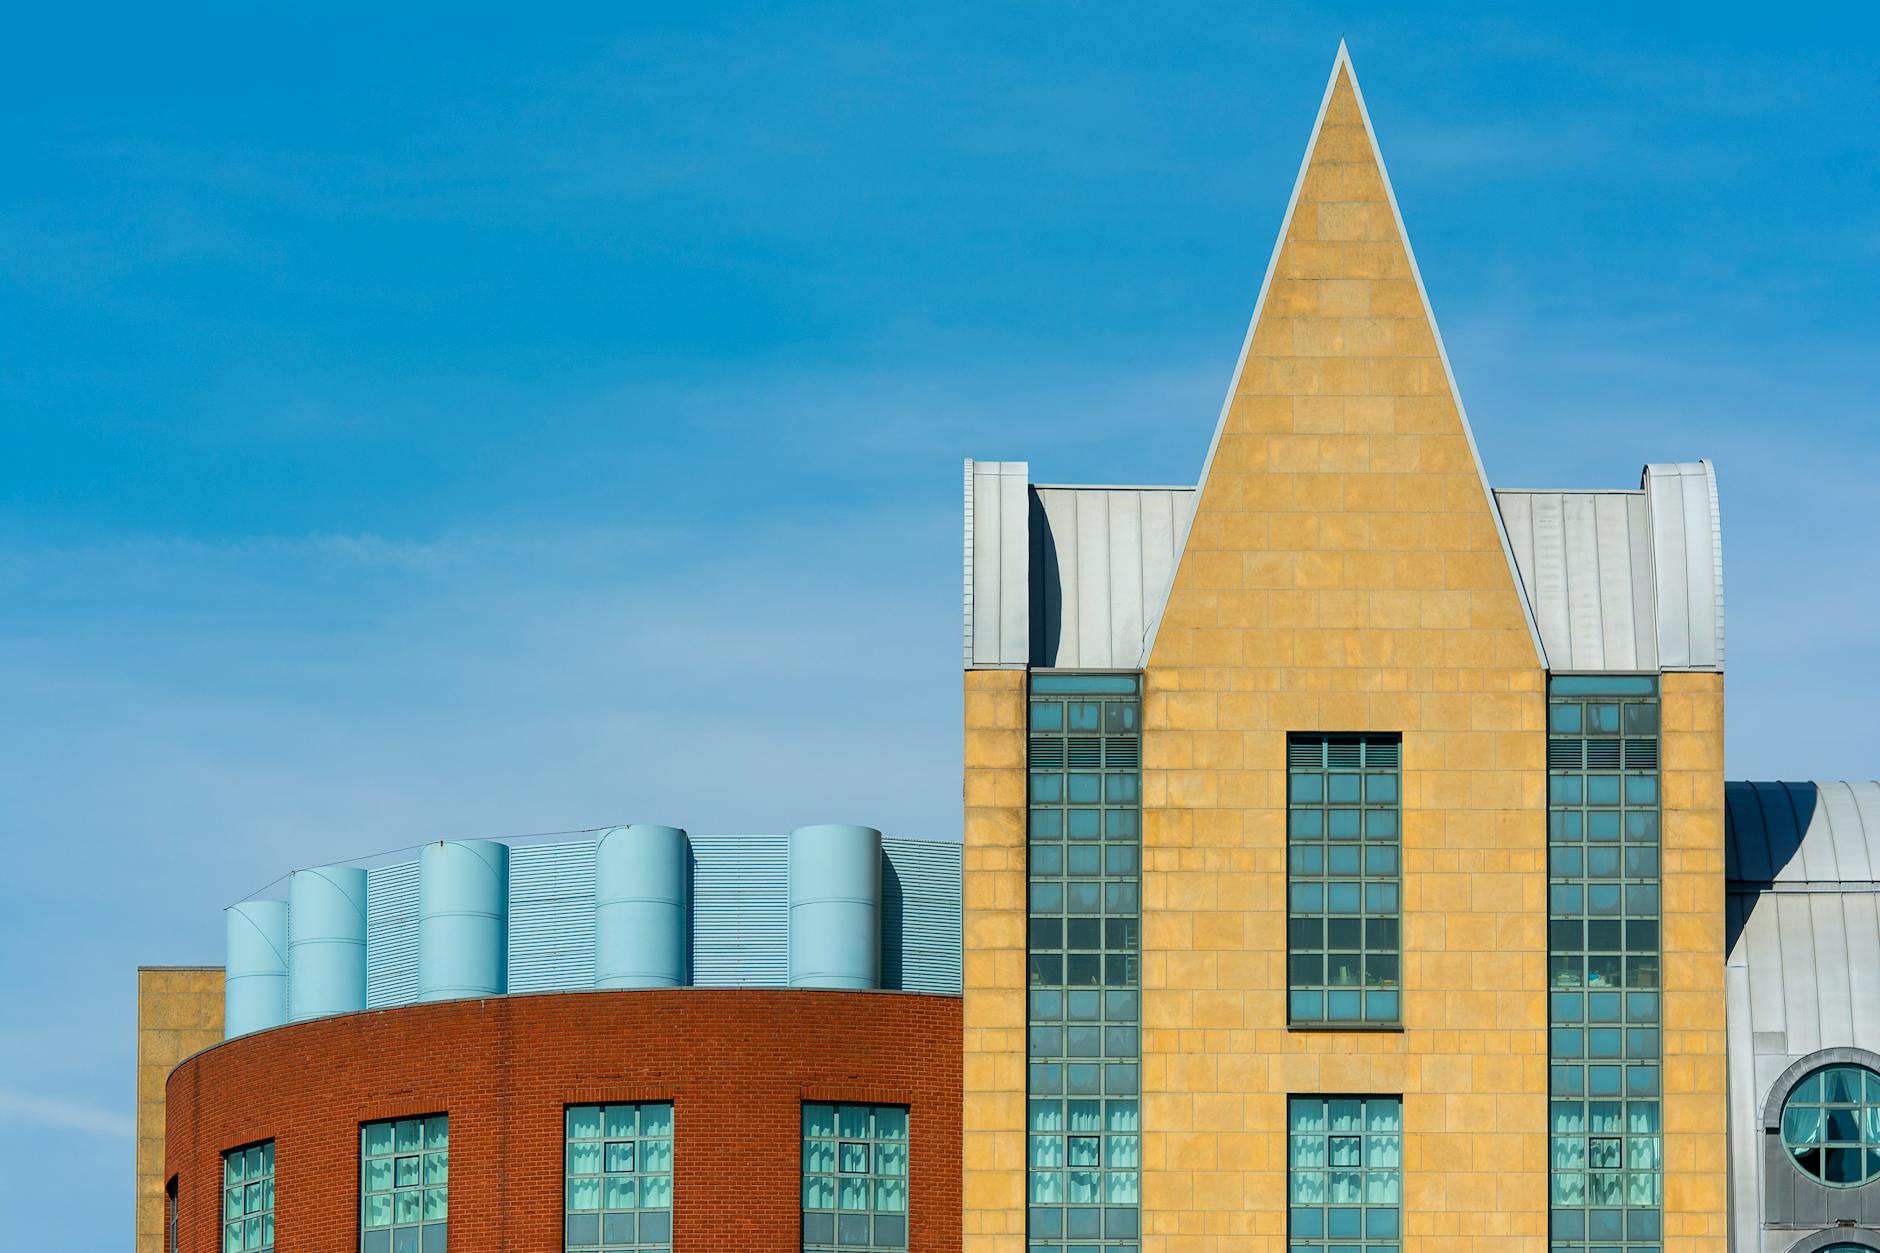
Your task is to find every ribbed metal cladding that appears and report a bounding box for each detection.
[509,840,597,992]
[258,831,964,1008]
[365,862,418,1008]
[691,834,790,986]
[883,837,964,994]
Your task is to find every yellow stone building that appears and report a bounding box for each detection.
[963,45,1728,1253]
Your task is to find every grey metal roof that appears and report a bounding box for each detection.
[1725,780,1880,1252]
[963,459,1197,670]
[1495,489,1658,671]
[964,460,1031,668]
[966,458,1722,675]
[1493,461,1724,673]
[1031,484,1197,670]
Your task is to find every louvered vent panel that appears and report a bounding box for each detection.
[1586,741,1622,769]
[1326,741,1362,768]
[1624,739,1658,769]
[883,838,962,995]
[691,835,788,987]
[1030,737,1065,768]
[1364,741,1401,769]
[1067,738,1102,768]
[509,839,598,993]
[1548,739,1583,769]
[1106,738,1140,769]
[365,862,419,1009]
[1288,740,1324,767]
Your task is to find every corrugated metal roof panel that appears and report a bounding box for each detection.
[1496,489,1657,672]
[1643,460,1725,671]
[883,837,962,995]
[964,459,1031,668]
[365,862,418,1008]
[689,834,789,987]
[509,840,597,993]
[1032,485,1196,669]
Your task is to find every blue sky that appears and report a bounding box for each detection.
[3,5,1878,1244]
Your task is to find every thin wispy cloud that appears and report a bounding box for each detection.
[0,1087,133,1139]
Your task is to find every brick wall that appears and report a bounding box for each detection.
[164,988,961,1253]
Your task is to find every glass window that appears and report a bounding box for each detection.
[1548,678,1660,1253]
[222,1142,275,1253]
[1288,735,1401,1025]
[565,1103,673,1251]
[1028,674,1141,1253]
[168,1178,180,1253]
[1288,1096,1400,1251]
[1780,1064,1880,1187]
[362,1115,447,1253]
[802,1104,908,1252]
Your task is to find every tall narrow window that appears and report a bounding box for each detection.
[167,1177,180,1253]
[1027,672,1140,1253]
[1288,1097,1401,1251]
[1548,675,1660,1253]
[565,1103,673,1252]
[1287,735,1401,1025]
[222,1141,275,1253]
[801,1103,907,1253]
[362,1115,448,1253]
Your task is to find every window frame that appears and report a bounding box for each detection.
[1285,733,1404,1029]
[360,1113,449,1253]
[221,1138,276,1253]
[562,1101,675,1252]
[800,1101,909,1253]
[1285,1094,1403,1252]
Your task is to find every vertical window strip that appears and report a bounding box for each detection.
[565,1103,674,1252]
[222,1141,275,1253]
[802,1103,908,1253]
[1547,680,1662,1253]
[1027,674,1141,1253]
[1287,1096,1402,1251]
[361,1115,448,1253]
[1287,735,1402,1025]
[169,1180,180,1253]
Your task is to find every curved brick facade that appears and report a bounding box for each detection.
[164,988,961,1253]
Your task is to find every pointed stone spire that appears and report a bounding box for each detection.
[1144,44,1543,675]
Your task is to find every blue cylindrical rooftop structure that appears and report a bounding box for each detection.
[595,825,690,989]
[286,865,368,1022]
[224,899,288,1039]
[787,824,882,989]
[417,839,510,1002]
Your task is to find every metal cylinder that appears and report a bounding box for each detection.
[417,839,510,1002]
[224,899,288,1039]
[286,865,368,1021]
[787,824,883,989]
[595,825,690,988]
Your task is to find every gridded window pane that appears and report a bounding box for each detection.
[1549,677,1660,1253]
[1289,1097,1400,1251]
[1780,1064,1880,1187]
[1288,735,1401,1025]
[802,1104,908,1252]
[1028,674,1140,1253]
[363,1116,446,1253]
[222,1141,274,1252]
[565,1103,673,1252]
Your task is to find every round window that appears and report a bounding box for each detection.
[1781,1063,1880,1187]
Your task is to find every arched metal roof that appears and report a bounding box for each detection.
[1725,780,1880,1252]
